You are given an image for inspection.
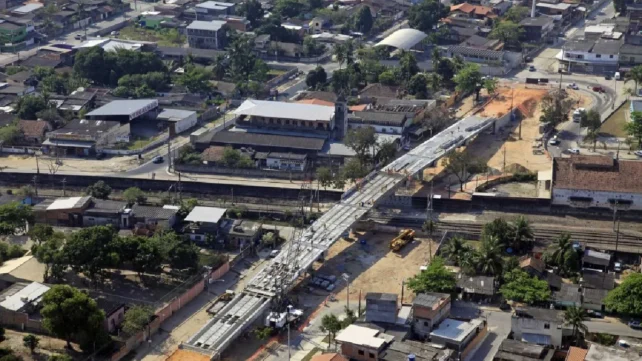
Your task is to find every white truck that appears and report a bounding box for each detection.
[265,308,304,329]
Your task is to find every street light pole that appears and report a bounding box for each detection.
[287,304,293,361]
[342,273,350,310]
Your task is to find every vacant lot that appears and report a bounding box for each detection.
[1,329,81,361]
[600,101,629,138]
[314,230,439,304]
[493,181,538,197]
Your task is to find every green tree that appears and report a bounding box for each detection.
[177,66,213,94]
[0,202,33,236]
[604,272,642,317]
[482,218,512,247]
[489,21,523,49]
[131,236,165,280]
[378,70,398,85]
[0,125,20,145]
[399,51,420,82]
[122,305,154,335]
[408,73,428,98]
[253,326,273,340]
[333,43,347,69]
[473,236,504,276]
[408,0,449,33]
[49,355,72,361]
[352,6,373,33]
[22,335,39,353]
[320,314,342,348]
[86,181,112,199]
[453,63,483,100]
[342,158,368,184]
[407,257,456,294]
[547,232,579,276]
[376,141,397,165]
[261,232,276,248]
[28,224,54,246]
[212,54,227,80]
[274,0,304,17]
[483,77,499,95]
[539,89,575,127]
[169,241,199,274]
[509,215,533,253]
[123,187,146,205]
[41,285,106,349]
[440,236,471,267]
[15,95,49,120]
[237,0,264,27]
[305,66,327,89]
[581,109,601,131]
[500,269,550,304]
[503,6,529,22]
[564,306,588,346]
[303,36,324,57]
[64,226,119,285]
[626,65,642,92]
[345,127,377,165]
[32,231,66,282]
[441,150,486,191]
[316,166,333,190]
[625,111,642,148]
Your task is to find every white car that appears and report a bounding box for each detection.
[567,148,580,154]
[634,150,642,157]
[548,137,560,146]
[567,83,579,90]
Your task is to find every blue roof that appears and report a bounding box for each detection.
[631,100,642,112]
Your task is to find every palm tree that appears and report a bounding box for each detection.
[475,235,504,276]
[624,87,636,99]
[549,232,573,274]
[333,43,347,69]
[626,65,642,93]
[212,54,227,80]
[422,219,437,237]
[584,129,599,151]
[441,236,470,266]
[564,306,588,346]
[510,215,533,253]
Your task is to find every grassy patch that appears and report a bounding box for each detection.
[600,101,629,138]
[301,347,321,361]
[119,25,185,47]
[127,137,154,150]
[198,252,227,269]
[466,240,481,249]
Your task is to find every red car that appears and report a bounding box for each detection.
[592,86,605,93]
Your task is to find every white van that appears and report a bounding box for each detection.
[615,72,621,80]
[572,108,585,122]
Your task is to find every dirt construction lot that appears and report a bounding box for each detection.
[314,230,439,304]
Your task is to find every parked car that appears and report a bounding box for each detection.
[269,250,279,258]
[528,65,536,72]
[74,34,85,40]
[152,155,164,164]
[593,86,605,93]
[111,30,119,36]
[628,320,642,329]
[634,150,642,157]
[567,148,580,154]
[604,74,612,80]
[567,83,579,90]
[499,302,511,311]
[587,310,604,318]
[614,262,623,272]
[548,137,560,146]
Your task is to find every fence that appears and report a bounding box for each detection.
[101,134,170,156]
[174,164,309,180]
[266,68,299,90]
[1,146,37,154]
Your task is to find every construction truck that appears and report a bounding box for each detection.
[265,308,304,329]
[389,229,415,252]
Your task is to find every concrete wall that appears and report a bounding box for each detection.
[510,316,563,348]
[414,302,451,338]
[174,164,309,179]
[552,188,642,211]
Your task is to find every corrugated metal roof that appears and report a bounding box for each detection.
[0,282,50,311]
[234,99,335,122]
[185,206,226,223]
[375,28,427,50]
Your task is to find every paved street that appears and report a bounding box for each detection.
[469,310,512,361]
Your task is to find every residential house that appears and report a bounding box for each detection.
[44,119,130,156]
[33,196,92,226]
[359,83,401,101]
[565,347,588,361]
[365,293,398,324]
[348,111,410,135]
[194,1,235,18]
[0,282,50,330]
[444,46,522,72]
[51,90,97,115]
[203,131,326,158]
[234,99,338,132]
[183,206,227,243]
[411,292,451,338]
[551,155,642,211]
[554,284,582,308]
[620,43,642,67]
[257,152,308,172]
[582,288,608,312]
[520,17,555,43]
[460,34,504,50]
[450,3,497,22]
[536,2,573,21]
[485,0,511,15]
[95,298,126,333]
[0,0,24,11]
[493,339,554,361]
[584,343,641,361]
[186,20,227,49]
[222,15,250,32]
[557,38,621,74]
[219,219,261,249]
[270,41,304,57]
[210,81,238,99]
[582,250,611,271]
[581,270,615,290]
[456,274,496,301]
[511,307,564,348]
[156,46,226,63]
[544,272,562,291]
[17,120,50,145]
[11,3,43,17]
[130,204,178,232]
[309,16,329,33]
[430,318,487,360]
[520,256,546,277]
[0,19,26,47]
[335,324,388,361]
[372,98,436,123]
[628,3,642,21]
[138,13,175,29]
[82,199,127,228]
[85,99,158,121]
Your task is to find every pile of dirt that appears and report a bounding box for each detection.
[504,163,530,174]
[516,97,539,118]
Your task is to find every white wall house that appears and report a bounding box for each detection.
[552,155,642,211]
[511,308,564,348]
[556,38,621,73]
[157,109,198,134]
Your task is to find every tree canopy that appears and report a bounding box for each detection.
[441,150,486,191]
[489,21,523,49]
[407,257,456,294]
[626,111,642,148]
[86,180,112,199]
[408,0,449,33]
[0,202,33,236]
[604,273,642,317]
[74,47,166,86]
[500,269,551,304]
[453,64,483,99]
[122,305,154,335]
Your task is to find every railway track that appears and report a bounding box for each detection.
[366,216,642,250]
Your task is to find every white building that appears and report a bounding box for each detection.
[552,155,642,211]
[511,308,564,348]
[157,108,198,134]
[347,111,410,135]
[430,318,487,358]
[556,38,621,73]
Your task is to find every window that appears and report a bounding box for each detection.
[369,353,375,358]
[424,321,429,326]
[544,323,550,329]
[358,350,364,356]
[596,54,601,58]
[610,54,614,58]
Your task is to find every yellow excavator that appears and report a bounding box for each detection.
[390,229,415,252]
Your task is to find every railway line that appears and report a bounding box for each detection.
[366,216,642,253]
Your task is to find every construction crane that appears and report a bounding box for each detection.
[390,229,415,252]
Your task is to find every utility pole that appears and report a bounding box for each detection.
[167,137,172,172]
[61,178,67,196]
[613,77,617,109]
[178,172,182,202]
[502,146,506,174]
[32,176,38,197]
[35,152,39,174]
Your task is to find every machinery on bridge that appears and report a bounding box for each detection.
[389,229,415,252]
